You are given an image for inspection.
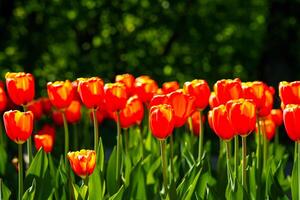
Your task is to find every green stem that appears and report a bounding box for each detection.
[242,136,247,191]
[83,176,89,186]
[18,144,23,200]
[62,112,69,166]
[198,110,204,161]
[274,128,279,147]
[298,142,300,200]
[170,134,175,181]
[138,125,144,158]
[295,142,298,163]
[49,154,59,200]
[262,119,268,171]
[73,123,78,149]
[234,136,239,179]
[92,108,99,151]
[116,111,121,181]
[160,140,168,195]
[23,105,32,165]
[256,118,261,171]
[124,128,129,154]
[225,141,233,189]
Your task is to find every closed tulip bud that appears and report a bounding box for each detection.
[65,100,81,124]
[34,134,54,153]
[279,81,300,107]
[283,104,300,142]
[115,74,135,96]
[270,109,283,126]
[77,77,104,109]
[3,110,33,144]
[226,99,256,136]
[67,150,96,179]
[257,87,273,117]
[210,105,235,140]
[149,94,168,108]
[5,72,35,106]
[149,104,174,139]
[162,81,180,94]
[214,78,243,105]
[183,79,210,110]
[47,80,74,109]
[134,76,158,103]
[127,95,144,125]
[104,83,127,112]
[27,99,43,120]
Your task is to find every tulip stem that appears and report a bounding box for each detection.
[198,110,204,162]
[92,108,99,151]
[116,111,121,182]
[124,128,129,154]
[170,134,175,181]
[242,136,247,191]
[23,105,33,165]
[234,136,239,179]
[18,144,23,200]
[62,112,69,166]
[262,119,268,171]
[73,123,78,149]
[298,142,300,200]
[225,141,233,189]
[160,140,168,195]
[256,118,261,170]
[83,176,89,186]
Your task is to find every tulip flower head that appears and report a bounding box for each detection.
[149,104,174,139]
[5,72,35,106]
[279,81,300,107]
[283,104,300,142]
[104,82,128,112]
[116,73,135,96]
[0,84,8,112]
[214,78,243,105]
[208,92,220,109]
[34,134,54,153]
[256,118,276,141]
[270,109,283,126]
[134,76,158,103]
[77,77,104,109]
[47,80,74,109]
[162,81,180,94]
[3,110,34,144]
[67,150,96,179]
[65,100,81,124]
[27,99,43,120]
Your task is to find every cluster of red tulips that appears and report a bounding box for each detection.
[1,72,300,199]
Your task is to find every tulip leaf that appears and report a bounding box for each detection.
[0,144,7,175]
[146,156,161,185]
[108,185,125,200]
[26,149,48,178]
[0,178,11,200]
[106,147,119,195]
[88,167,105,200]
[126,162,147,199]
[97,137,105,173]
[22,179,36,200]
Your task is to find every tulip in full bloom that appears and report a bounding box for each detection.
[67,150,96,179]
[3,110,34,144]
[162,81,180,94]
[104,83,127,112]
[149,104,174,139]
[226,99,256,136]
[5,72,35,106]
[77,77,104,109]
[34,134,54,153]
[283,104,300,141]
[214,78,243,105]
[183,79,210,110]
[47,80,74,109]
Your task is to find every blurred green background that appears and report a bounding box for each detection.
[0,0,299,96]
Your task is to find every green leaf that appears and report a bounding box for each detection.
[26,149,48,178]
[22,179,36,200]
[89,168,105,200]
[292,145,299,200]
[0,179,11,200]
[0,144,7,175]
[56,156,68,187]
[182,165,202,200]
[196,172,216,199]
[108,185,125,200]
[128,163,147,199]
[145,156,160,185]
[106,147,119,195]
[97,137,105,172]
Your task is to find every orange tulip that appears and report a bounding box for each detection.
[256,118,276,141]
[67,150,96,179]
[115,73,135,96]
[167,90,195,127]
[27,99,43,120]
[3,110,33,144]
[119,95,144,128]
[214,78,243,105]
[279,81,300,107]
[226,99,256,136]
[34,134,54,153]
[77,77,104,109]
[5,72,35,106]
[283,104,300,141]
[65,100,81,124]
[270,109,283,126]
[149,104,174,139]
[208,92,220,109]
[183,79,210,110]
[162,81,180,94]
[47,80,74,109]
[210,105,235,140]
[134,76,158,103]
[104,83,127,112]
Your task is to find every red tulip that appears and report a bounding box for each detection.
[162,81,180,94]
[214,78,243,105]
[115,74,135,96]
[119,95,144,128]
[270,109,283,126]
[210,105,235,140]
[149,104,174,139]
[3,110,33,144]
[279,81,300,107]
[47,80,74,109]
[208,92,220,109]
[283,104,300,141]
[65,100,81,124]
[27,99,43,120]
[38,124,56,141]
[77,77,104,109]
[67,150,96,179]
[134,76,158,103]
[41,97,52,114]
[190,110,206,136]
[104,83,127,112]
[34,134,54,153]
[183,79,210,110]
[52,110,63,126]
[5,72,35,106]
[149,94,168,108]
[256,118,276,141]
[226,99,256,136]
[72,80,82,102]
[257,87,273,117]
[90,107,106,124]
